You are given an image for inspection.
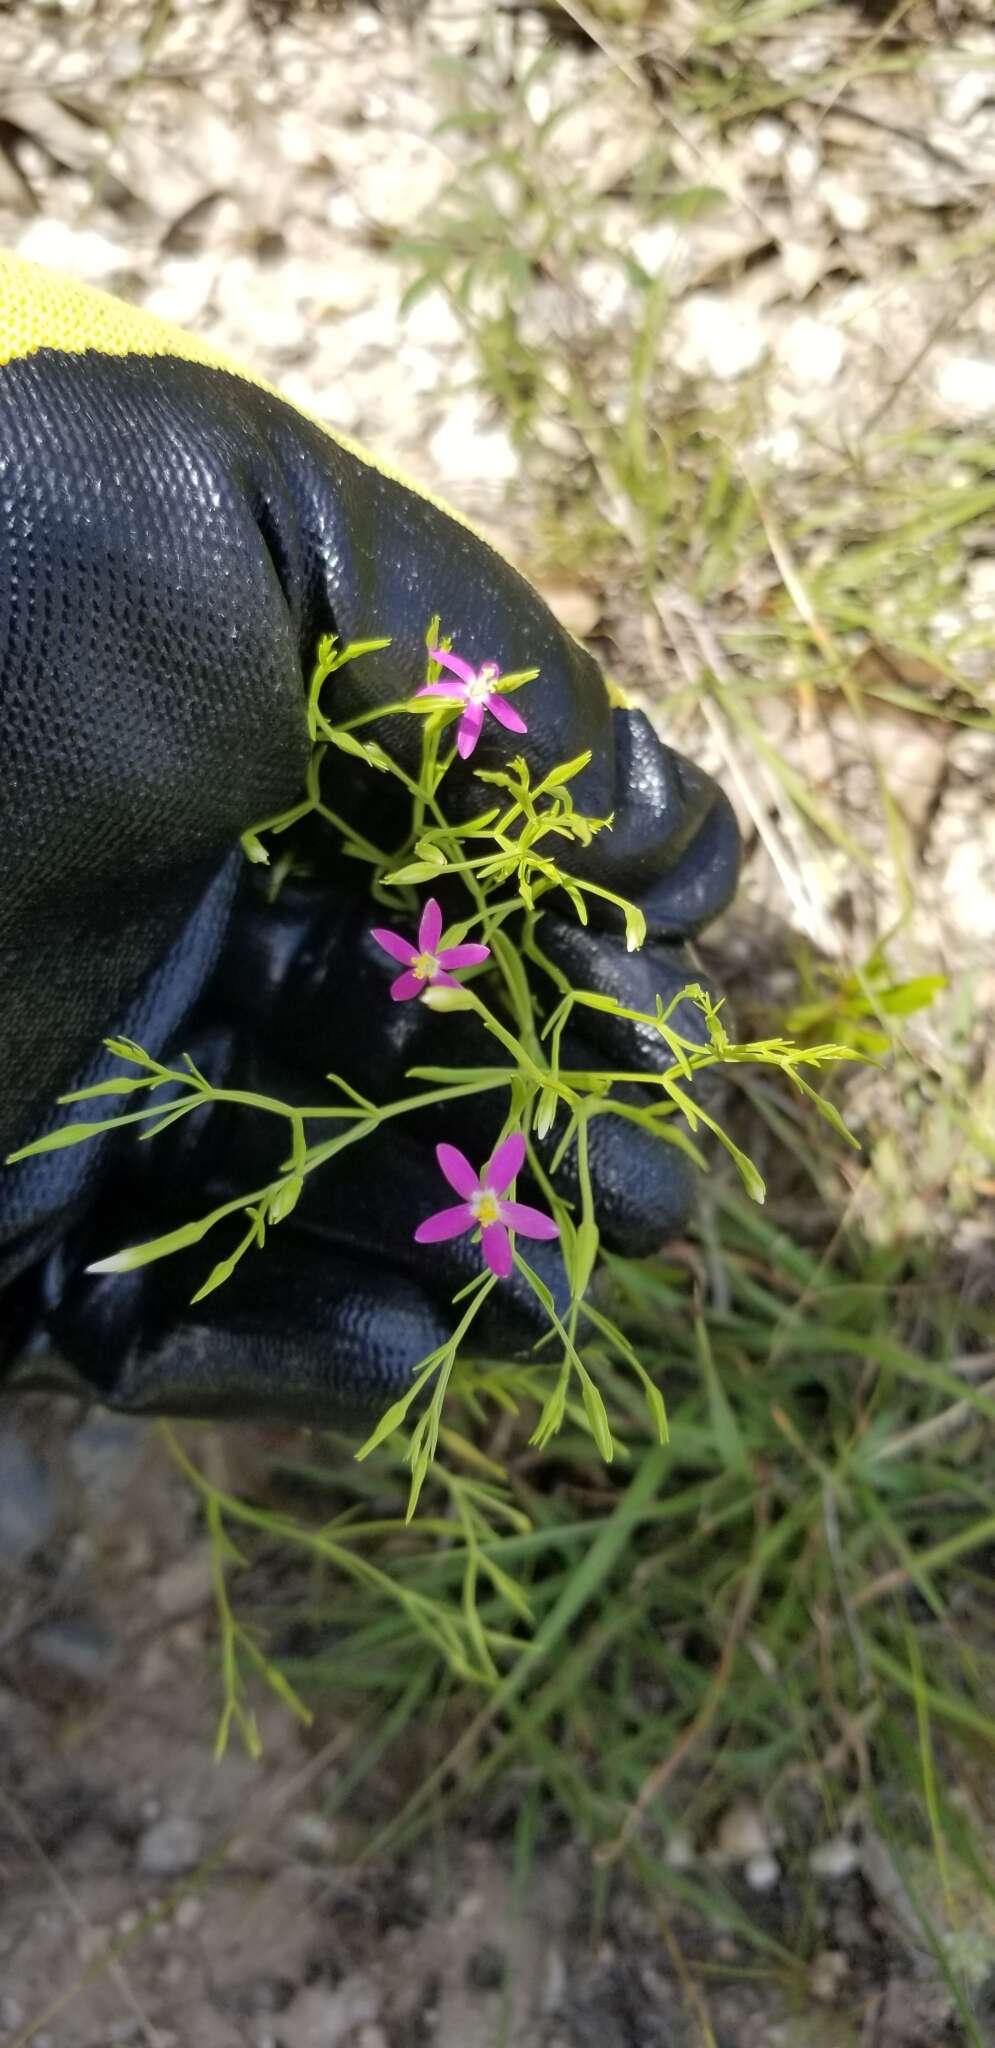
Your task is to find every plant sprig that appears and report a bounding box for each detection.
[10,628,861,1518]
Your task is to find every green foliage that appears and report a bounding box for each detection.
[10,631,858,1534]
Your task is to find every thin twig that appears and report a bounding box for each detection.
[0,1786,165,2048]
[861,265,995,437]
[5,1727,353,2048]
[659,592,842,952]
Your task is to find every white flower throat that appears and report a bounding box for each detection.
[465,663,499,704]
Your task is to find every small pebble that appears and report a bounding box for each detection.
[675,294,767,383]
[533,579,601,642]
[778,315,846,390]
[714,1801,771,1864]
[935,354,995,422]
[29,1619,118,1685]
[137,1815,204,1878]
[542,1945,567,2014]
[665,1829,695,1871]
[751,117,786,161]
[785,136,820,190]
[75,1924,109,1965]
[810,1836,860,1882]
[745,1851,781,1893]
[0,1433,55,1565]
[284,1812,339,1860]
[809,1948,849,2003]
[154,1549,214,1619]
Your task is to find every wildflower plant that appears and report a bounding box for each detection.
[10,625,859,1525]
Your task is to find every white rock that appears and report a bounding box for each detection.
[751,118,787,161]
[751,423,803,469]
[778,315,846,389]
[154,1547,214,1618]
[809,1949,849,2002]
[785,137,820,192]
[326,190,365,234]
[931,606,967,642]
[16,219,125,284]
[779,238,829,298]
[137,1816,204,1878]
[810,1836,860,1882]
[966,556,995,619]
[403,288,464,351]
[533,578,601,639]
[941,832,995,944]
[347,136,449,233]
[577,258,631,323]
[396,343,447,396]
[143,256,216,331]
[426,0,483,56]
[524,76,552,125]
[935,354,995,421]
[745,1852,781,1893]
[429,392,518,488]
[630,220,687,280]
[941,71,995,128]
[542,1945,568,2014]
[675,293,767,382]
[714,1801,771,1864]
[664,1829,695,1871]
[777,34,834,80]
[284,1811,339,1859]
[821,173,873,234]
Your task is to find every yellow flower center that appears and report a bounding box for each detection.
[471,1190,501,1227]
[412,950,439,981]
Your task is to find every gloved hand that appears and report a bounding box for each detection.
[0,251,740,1422]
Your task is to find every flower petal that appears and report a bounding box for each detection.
[416,681,468,702]
[435,1144,480,1198]
[418,898,443,954]
[486,1131,525,1193]
[390,970,424,1002]
[456,700,485,759]
[371,926,417,966]
[482,1221,513,1278]
[429,646,477,687]
[414,1203,474,1244]
[487,693,528,735]
[427,967,459,988]
[437,943,491,971]
[500,1201,560,1240]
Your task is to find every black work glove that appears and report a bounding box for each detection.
[0,251,740,1422]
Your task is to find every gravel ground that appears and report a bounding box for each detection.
[1,2,993,2043]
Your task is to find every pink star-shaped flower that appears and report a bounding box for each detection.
[416,647,528,760]
[370,897,490,1003]
[414,1133,559,1279]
